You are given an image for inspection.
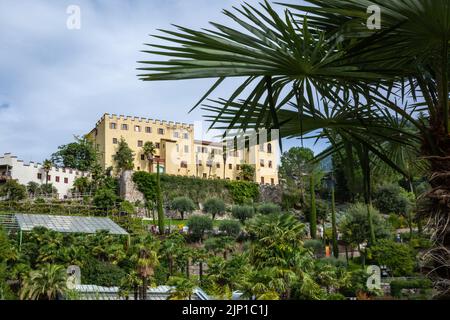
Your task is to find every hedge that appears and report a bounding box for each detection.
[132,172,259,205]
[390,278,432,298]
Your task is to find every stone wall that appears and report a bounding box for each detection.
[258,184,282,204]
[120,169,283,205]
[119,170,145,203]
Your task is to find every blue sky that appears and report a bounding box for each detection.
[0,0,326,163]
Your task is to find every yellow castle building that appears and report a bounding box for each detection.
[87,113,279,185]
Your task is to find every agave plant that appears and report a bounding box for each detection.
[138,0,450,295]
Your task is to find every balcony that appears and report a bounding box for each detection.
[0,174,12,182]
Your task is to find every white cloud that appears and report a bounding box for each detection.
[0,0,324,162]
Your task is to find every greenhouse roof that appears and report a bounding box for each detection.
[72,285,210,300]
[14,214,128,235]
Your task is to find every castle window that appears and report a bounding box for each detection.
[158,128,164,135]
[121,124,128,130]
[269,161,273,168]
[110,123,117,129]
[141,154,145,160]
[135,125,141,132]
[181,161,188,168]
[271,178,275,185]
[156,143,160,149]
[37,173,42,180]
[216,163,221,169]
[113,138,118,144]
[261,177,265,184]
[236,165,241,170]
[184,145,189,153]
[138,140,143,147]
[55,176,60,183]
[174,132,179,138]
[47,175,51,181]
[64,178,68,184]
[267,143,272,154]
[260,159,265,167]
[183,133,189,139]
[145,127,152,133]
[229,164,232,170]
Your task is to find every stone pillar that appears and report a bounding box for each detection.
[119,170,145,203]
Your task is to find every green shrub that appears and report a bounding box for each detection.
[187,216,213,241]
[93,188,118,210]
[339,203,392,246]
[257,202,281,215]
[387,214,408,229]
[373,184,412,215]
[326,293,346,300]
[218,220,242,238]
[171,197,196,220]
[133,172,239,204]
[203,198,226,220]
[0,180,27,201]
[226,181,259,204]
[281,190,301,210]
[304,198,329,221]
[368,239,417,276]
[119,200,135,215]
[39,183,58,196]
[82,259,126,287]
[132,171,157,202]
[390,278,432,298]
[339,269,370,297]
[304,239,324,256]
[231,205,255,223]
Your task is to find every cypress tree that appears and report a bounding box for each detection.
[331,180,339,258]
[156,162,165,235]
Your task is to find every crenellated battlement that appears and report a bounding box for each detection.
[93,113,194,130]
[0,153,88,176]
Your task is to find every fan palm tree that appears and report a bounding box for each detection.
[142,141,157,173]
[167,276,197,300]
[138,0,450,294]
[119,271,141,300]
[191,248,209,284]
[20,264,67,300]
[42,159,52,186]
[133,241,160,300]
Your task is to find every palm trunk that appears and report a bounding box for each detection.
[186,259,190,279]
[169,256,174,276]
[142,277,148,300]
[345,244,349,264]
[134,285,138,300]
[407,177,422,237]
[361,147,376,246]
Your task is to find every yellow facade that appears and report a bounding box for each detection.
[87,113,279,185]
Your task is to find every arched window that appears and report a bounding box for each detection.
[267,143,272,154]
